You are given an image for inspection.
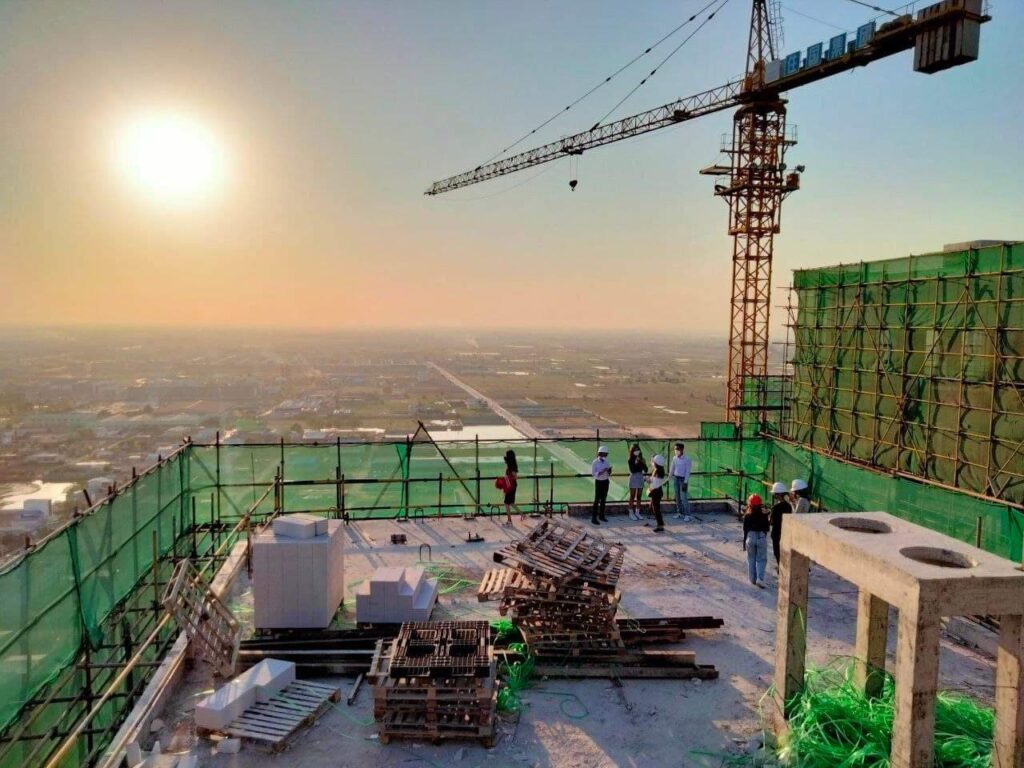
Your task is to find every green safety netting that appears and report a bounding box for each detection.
[2,430,1020,761]
[0,452,189,739]
[789,242,1024,506]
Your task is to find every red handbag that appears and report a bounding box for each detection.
[494,476,508,492]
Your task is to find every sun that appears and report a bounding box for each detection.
[117,112,225,206]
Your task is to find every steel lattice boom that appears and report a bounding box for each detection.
[425,80,744,196]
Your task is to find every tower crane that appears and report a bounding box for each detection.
[427,0,989,424]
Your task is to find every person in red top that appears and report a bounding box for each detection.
[500,449,524,526]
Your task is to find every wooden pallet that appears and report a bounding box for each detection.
[204,680,341,752]
[162,559,240,677]
[377,707,497,748]
[493,520,624,587]
[477,568,531,602]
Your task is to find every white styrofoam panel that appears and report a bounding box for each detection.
[234,659,296,703]
[271,513,322,539]
[194,681,257,731]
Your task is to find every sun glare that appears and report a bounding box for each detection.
[117,112,225,206]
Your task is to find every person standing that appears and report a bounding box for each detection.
[669,442,692,519]
[501,449,524,526]
[647,454,667,533]
[791,478,811,514]
[591,446,612,526]
[627,443,648,521]
[743,493,770,588]
[769,481,792,570]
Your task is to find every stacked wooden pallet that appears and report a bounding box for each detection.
[368,621,497,747]
[482,520,626,660]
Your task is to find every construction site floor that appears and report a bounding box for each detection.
[154,512,996,768]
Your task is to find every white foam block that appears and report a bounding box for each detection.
[234,659,296,703]
[272,513,326,539]
[253,522,345,629]
[194,680,257,731]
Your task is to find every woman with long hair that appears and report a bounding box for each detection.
[501,449,524,526]
[647,454,667,533]
[627,443,648,521]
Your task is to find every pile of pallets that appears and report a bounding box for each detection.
[368,621,497,747]
[482,519,626,659]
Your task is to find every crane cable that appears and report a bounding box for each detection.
[481,0,720,165]
[589,0,733,131]
[840,0,899,18]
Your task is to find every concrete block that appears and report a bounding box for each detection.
[217,737,241,755]
[271,513,327,539]
[234,659,296,703]
[194,679,257,731]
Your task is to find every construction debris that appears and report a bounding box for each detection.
[483,519,719,676]
[162,560,240,677]
[197,679,340,752]
[369,621,497,747]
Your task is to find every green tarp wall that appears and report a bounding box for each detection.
[788,242,1024,506]
[0,451,189,755]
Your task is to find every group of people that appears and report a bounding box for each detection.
[590,442,692,534]
[741,478,811,588]
[497,444,814,579]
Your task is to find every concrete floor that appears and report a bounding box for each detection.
[153,510,996,768]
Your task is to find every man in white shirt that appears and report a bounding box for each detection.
[669,442,692,519]
[591,446,612,526]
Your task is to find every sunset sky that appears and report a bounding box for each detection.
[1,1,1021,334]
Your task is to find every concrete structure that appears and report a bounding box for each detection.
[774,511,1024,768]
[355,566,437,624]
[252,517,344,629]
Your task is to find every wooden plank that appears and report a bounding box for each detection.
[531,664,718,680]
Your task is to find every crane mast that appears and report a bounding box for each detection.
[717,0,798,424]
[427,0,990,426]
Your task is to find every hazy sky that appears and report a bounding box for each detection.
[1,1,1021,334]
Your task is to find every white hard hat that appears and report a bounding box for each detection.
[771,481,788,495]
[652,454,665,467]
[791,478,808,492]
[597,446,609,455]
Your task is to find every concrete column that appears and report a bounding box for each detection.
[854,590,889,698]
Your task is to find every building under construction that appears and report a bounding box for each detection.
[1,0,1019,765]
[0,240,1020,767]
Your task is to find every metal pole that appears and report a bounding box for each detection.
[437,472,443,519]
[190,496,197,560]
[151,530,160,625]
[976,515,984,548]
[533,438,539,513]
[341,474,347,522]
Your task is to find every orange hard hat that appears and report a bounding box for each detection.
[747,493,763,507]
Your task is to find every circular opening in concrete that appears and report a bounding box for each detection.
[829,517,892,534]
[900,546,977,569]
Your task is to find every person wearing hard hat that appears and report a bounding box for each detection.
[742,493,771,588]
[591,446,612,526]
[769,481,792,570]
[791,478,811,515]
[647,454,667,533]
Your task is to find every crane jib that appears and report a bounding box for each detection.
[425,1,989,197]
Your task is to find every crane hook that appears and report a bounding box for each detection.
[569,179,578,191]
